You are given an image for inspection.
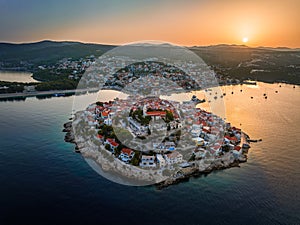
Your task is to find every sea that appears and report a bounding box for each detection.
[0,76,299,225]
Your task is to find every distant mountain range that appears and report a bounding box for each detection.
[0,40,299,84]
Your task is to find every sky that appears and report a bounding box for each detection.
[0,0,299,47]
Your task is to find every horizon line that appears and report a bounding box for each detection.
[0,39,299,50]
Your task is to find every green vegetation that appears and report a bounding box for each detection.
[35,79,78,91]
[0,81,27,93]
[98,124,116,139]
[0,41,114,69]
[96,101,104,106]
[131,151,141,166]
[105,144,111,151]
[165,110,174,123]
[33,68,78,81]
[131,108,152,126]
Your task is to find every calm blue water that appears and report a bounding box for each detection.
[0,83,299,225]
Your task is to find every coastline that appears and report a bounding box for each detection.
[0,87,99,99]
[63,119,253,189]
[1,79,299,100]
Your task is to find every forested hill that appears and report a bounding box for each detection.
[0,40,299,84]
[0,40,115,66]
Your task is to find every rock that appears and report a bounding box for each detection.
[63,121,72,129]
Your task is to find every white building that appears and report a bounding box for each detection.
[139,155,156,167]
[156,154,166,167]
[119,148,135,163]
[165,151,183,164]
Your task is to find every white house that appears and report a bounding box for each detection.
[139,155,156,167]
[119,148,135,163]
[193,148,206,159]
[104,138,119,151]
[165,151,183,164]
[156,154,166,167]
[104,118,112,126]
[192,137,204,146]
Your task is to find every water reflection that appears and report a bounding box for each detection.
[0,71,39,83]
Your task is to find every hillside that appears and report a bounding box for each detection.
[0,40,299,84]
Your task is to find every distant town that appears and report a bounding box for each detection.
[1,41,299,96]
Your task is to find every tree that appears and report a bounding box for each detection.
[131,151,141,166]
[105,144,111,151]
[96,101,103,106]
[167,124,171,131]
[165,110,174,123]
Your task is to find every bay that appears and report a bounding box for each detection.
[0,82,299,225]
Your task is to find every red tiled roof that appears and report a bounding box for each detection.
[225,136,238,142]
[234,146,242,151]
[106,138,114,143]
[146,111,166,116]
[121,148,133,156]
[110,141,119,147]
[102,111,110,117]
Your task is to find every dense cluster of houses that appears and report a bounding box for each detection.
[37,55,96,80]
[78,55,222,93]
[82,96,245,169]
[128,97,181,137]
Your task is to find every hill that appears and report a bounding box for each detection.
[0,40,299,84]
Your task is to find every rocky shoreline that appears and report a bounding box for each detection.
[63,120,252,189]
[63,121,80,152]
[155,158,243,190]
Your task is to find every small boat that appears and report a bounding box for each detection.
[243,81,257,85]
[191,95,205,103]
[53,93,65,97]
[248,139,262,143]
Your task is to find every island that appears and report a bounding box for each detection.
[63,95,253,189]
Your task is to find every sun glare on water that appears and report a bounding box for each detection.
[242,37,249,43]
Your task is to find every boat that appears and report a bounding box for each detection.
[191,95,205,103]
[248,139,262,143]
[53,93,66,97]
[242,80,257,85]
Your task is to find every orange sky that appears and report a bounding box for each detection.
[1,0,300,47]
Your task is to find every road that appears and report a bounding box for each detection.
[0,88,100,99]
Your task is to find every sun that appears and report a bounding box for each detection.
[242,37,249,43]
